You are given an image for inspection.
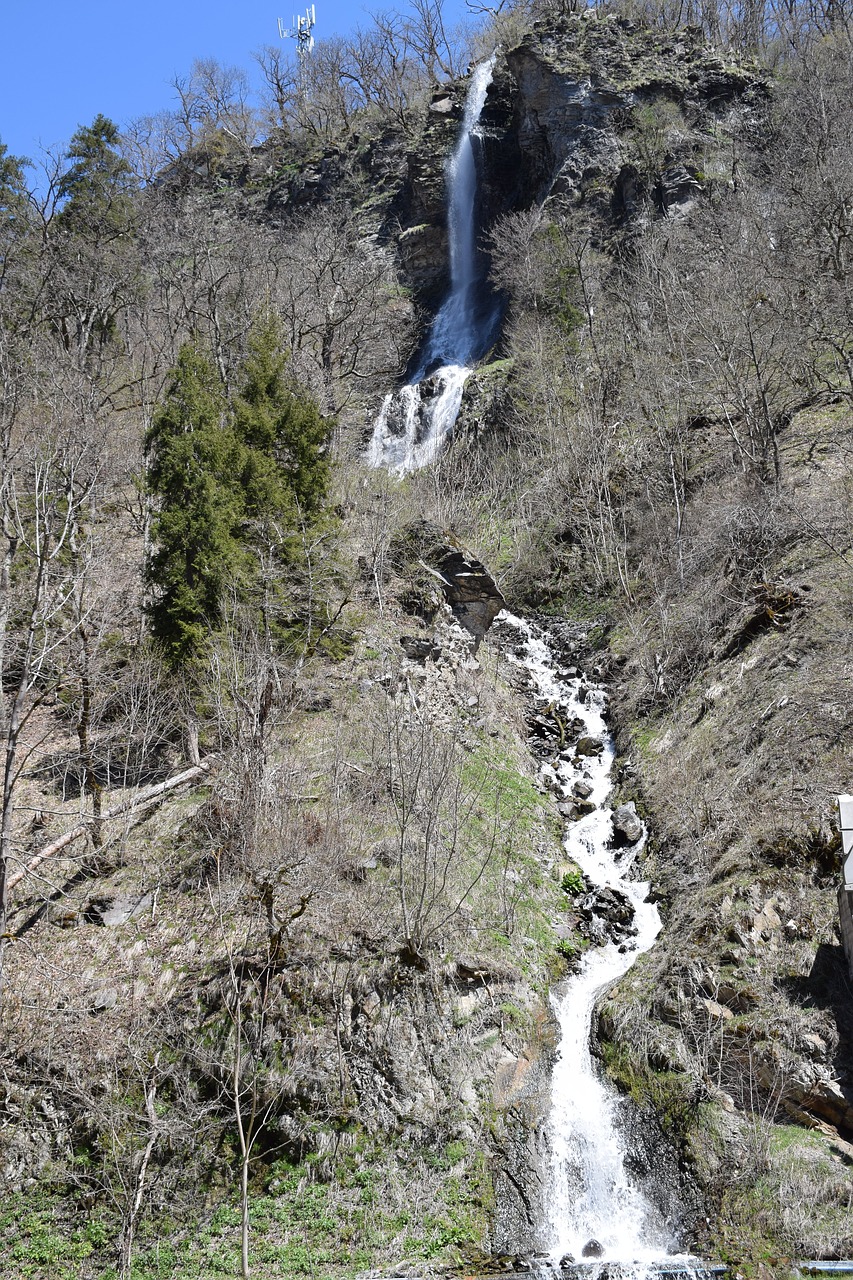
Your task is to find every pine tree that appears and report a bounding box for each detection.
[0,140,29,241]
[0,139,31,300]
[50,115,140,358]
[145,342,247,669]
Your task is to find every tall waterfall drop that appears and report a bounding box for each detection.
[499,616,704,1278]
[367,57,498,473]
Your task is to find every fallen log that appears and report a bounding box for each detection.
[7,760,212,893]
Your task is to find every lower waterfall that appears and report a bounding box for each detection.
[498,614,704,1278]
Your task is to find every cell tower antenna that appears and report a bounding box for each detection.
[278,5,316,82]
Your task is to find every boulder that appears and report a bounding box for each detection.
[612,802,643,845]
[582,1239,604,1258]
[576,884,636,945]
[435,547,506,649]
[389,520,505,649]
[593,886,635,927]
[400,634,440,662]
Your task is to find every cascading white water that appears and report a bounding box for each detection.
[498,614,702,1278]
[367,57,497,473]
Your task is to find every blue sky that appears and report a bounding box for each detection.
[1,0,472,176]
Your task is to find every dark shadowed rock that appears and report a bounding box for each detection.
[400,634,441,662]
[435,548,506,649]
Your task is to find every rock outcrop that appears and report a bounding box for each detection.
[391,519,506,649]
[433,548,506,649]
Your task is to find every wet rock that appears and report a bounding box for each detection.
[575,735,603,757]
[582,1238,604,1258]
[612,802,643,845]
[530,713,562,740]
[559,1253,576,1268]
[576,885,636,944]
[573,780,594,799]
[594,886,635,926]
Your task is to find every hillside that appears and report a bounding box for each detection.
[1,1,853,1277]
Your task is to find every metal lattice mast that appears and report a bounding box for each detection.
[278,5,316,87]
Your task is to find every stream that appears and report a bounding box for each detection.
[497,614,706,1278]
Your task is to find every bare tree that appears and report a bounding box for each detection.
[0,401,99,993]
[373,697,501,962]
[168,59,259,175]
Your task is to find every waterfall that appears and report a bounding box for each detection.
[367,57,498,473]
[498,615,705,1278]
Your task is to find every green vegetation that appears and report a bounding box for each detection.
[0,1140,494,1280]
[56,114,136,239]
[145,342,245,668]
[0,1192,111,1276]
[561,867,585,897]
[145,316,332,667]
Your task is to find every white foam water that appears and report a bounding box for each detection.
[497,614,703,1279]
[367,58,496,473]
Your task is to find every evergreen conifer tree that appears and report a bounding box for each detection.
[233,311,330,534]
[0,140,29,241]
[231,312,333,644]
[50,115,140,357]
[145,342,246,669]
[56,113,136,240]
[146,320,334,670]
[0,139,30,299]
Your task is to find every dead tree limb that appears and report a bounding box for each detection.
[7,760,213,893]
